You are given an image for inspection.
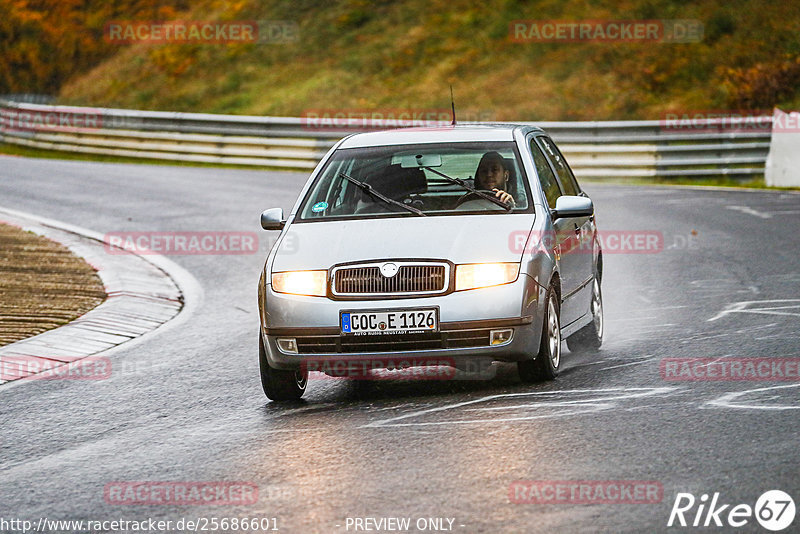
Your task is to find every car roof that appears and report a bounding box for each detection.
[337,123,546,149]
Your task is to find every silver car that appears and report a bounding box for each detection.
[257,124,603,400]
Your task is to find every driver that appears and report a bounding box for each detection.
[475,151,515,206]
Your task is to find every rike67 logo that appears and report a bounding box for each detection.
[668,490,795,531]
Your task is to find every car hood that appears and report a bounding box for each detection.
[270,213,535,271]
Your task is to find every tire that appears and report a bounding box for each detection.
[518,285,561,383]
[259,332,307,401]
[566,277,603,352]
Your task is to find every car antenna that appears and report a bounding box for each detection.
[450,85,456,126]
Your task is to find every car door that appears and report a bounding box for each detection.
[529,137,578,323]
[535,136,594,327]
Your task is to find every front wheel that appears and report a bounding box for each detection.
[518,285,561,383]
[566,277,603,352]
[259,332,307,401]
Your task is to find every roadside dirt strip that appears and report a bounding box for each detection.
[0,208,188,385]
[0,222,106,345]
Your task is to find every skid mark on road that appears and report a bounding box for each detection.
[688,278,761,298]
[726,205,772,218]
[708,299,800,322]
[705,384,800,411]
[598,357,658,371]
[628,305,689,312]
[362,387,679,428]
[604,316,659,322]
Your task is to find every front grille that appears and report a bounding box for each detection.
[332,262,448,296]
[294,329,492,354]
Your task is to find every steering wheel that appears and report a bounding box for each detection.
[454,190,510,209]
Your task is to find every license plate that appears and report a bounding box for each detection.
[341,308,439,335]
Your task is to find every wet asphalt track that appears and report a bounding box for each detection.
[1,156,799,533]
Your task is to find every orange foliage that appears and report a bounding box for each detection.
[724,56,800,110]
[0,0,187,94]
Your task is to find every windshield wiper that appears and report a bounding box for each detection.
[422,167,513,211]
[338,172,426,217]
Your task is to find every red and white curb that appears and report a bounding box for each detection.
[0,207,202,386]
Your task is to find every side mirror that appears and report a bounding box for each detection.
[552,196,593,219]
[260,208,285,230]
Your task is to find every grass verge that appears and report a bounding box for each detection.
[582,176,800,191]
[0,142,309,173]
[3,141,797,191]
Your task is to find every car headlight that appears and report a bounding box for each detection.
[455,263,520,291]
[271,270,327,296]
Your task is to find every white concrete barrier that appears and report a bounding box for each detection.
[765,108,800,187]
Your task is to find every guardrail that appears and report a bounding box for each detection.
[0,99,772,178]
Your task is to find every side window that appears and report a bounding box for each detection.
[530,138,561,209]
[538,137,579,197]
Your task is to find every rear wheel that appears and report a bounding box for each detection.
[518,285,561,382]
[566,277,603,352]
[259,332,307,401]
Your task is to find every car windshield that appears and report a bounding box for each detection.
[296,142,532,221]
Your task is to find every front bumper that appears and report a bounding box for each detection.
[259,274,545,370]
